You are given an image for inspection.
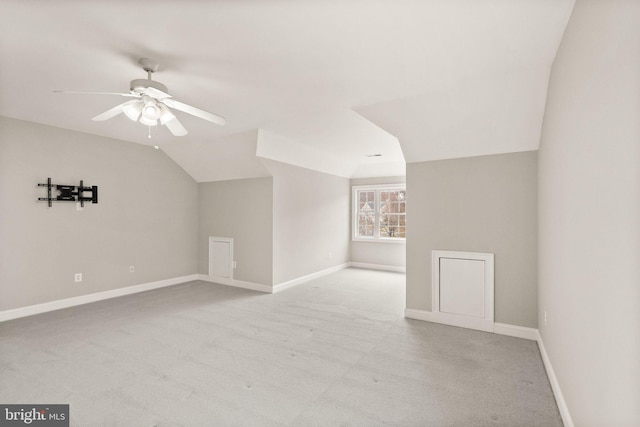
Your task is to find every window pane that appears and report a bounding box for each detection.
[359,191,374,204]
[380,214,392,237]
[381,191,403,209]
[385,215,398,237]
[361,225,374,237]
[378,212,405,238]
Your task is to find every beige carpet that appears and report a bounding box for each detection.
[0,268,562,426]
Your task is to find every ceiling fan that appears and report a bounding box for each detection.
[55,58,226,137]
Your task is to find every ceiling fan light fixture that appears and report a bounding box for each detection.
[143,104,159,118]
[122,101,142,121]
[139,116,158,126]
[141,96,161,120]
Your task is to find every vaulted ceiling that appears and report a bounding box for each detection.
[0,0,574,181]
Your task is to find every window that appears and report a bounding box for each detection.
[353,184,406,241]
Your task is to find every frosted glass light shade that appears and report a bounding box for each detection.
[122,101,142,121]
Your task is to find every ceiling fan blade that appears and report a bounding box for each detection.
[163,117,188,136]
[54,90,138,97]
[91,102,129,121]
[161,98,226,126]
[141,86,172,99]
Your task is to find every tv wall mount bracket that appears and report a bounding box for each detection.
[38,178,98,207]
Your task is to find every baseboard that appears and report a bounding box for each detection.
[348,262,406,273]
[272,263,350,293]
[494,322,539,341]
[536,331,575,427]
[0,274,199,322]
[404,308,437,323]
[404,308,493,333]
[197,274,272,293]
[404,309,537,340]
[198,264,350,294]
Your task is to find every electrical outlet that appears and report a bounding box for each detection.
[232,261,237,269]
[544,311,547,326]
[129,266,135,273]
[74,273,82,282]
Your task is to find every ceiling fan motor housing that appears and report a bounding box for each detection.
[130,79,169,96]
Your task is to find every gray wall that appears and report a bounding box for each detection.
[406,151,538,328]
[538,0,640,424]
[198,178,273,286]
[350,176,406,268]
[0,117,198,311]
[263,160,350,285]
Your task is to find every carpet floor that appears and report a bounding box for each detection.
[0,268,562,426]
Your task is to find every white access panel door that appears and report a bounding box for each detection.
[432,250,494,332]
[439,258,485,318]
[209,237,233,278]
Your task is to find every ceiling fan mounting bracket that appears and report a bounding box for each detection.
[138,58,159,74]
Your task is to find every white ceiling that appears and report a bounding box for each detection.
[0,0,574,182]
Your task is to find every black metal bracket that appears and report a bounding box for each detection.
[38,178,98,207]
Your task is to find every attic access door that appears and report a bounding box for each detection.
[432,250,494,332]
[209,236,233,279]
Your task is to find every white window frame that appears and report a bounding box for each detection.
[352,184,406,244]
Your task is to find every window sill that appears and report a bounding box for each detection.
[352,237,406,245]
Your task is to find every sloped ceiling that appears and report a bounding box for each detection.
[355,67,552,163]
[162,130,271,183]
[257,109,405,178]
[0,0,574,182]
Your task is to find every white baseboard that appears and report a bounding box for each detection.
[494,322,539,341]
[404,308,437,322]
[404,309,537,339]
[536,331,574,427]
[0,274,198,322]
[200,263,395,294]
[349,262,406,273]
[198,263,350,294]
[273,263,350,293]
[404,308,493,333]
[197,274,272,293]
[0,265,357,322]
